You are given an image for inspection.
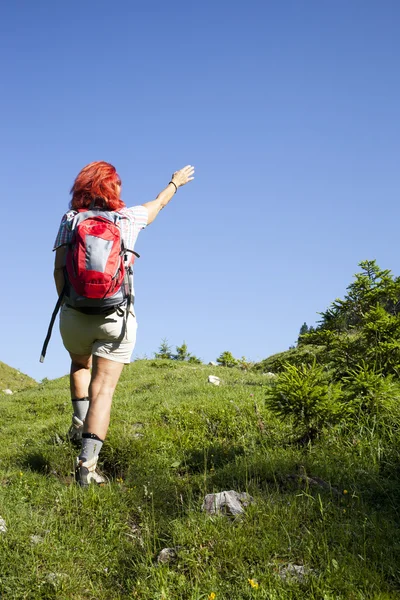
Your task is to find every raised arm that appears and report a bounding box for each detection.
[142,165,195,225]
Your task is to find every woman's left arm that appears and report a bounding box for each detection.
[54,247,66,296]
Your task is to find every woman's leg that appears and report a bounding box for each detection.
[84,356,124,440]
[68,353,92,441]
[70,353,92,399]
[76,356,124,486]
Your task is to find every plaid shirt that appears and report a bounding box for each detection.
[53,205,148,253]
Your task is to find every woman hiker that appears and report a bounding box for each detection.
[53,161,195,486]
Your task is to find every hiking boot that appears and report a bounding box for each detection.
[75,456,108,487]
[68,416,84,443]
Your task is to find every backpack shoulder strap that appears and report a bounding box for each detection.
[39,286,66,363]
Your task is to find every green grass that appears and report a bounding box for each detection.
[0,361,36,392]
[0,360,400,599]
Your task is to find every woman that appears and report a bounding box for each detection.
[53,161,195,486]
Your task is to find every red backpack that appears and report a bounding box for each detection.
[40,209,138,362]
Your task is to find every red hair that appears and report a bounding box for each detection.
[70,161,126,211]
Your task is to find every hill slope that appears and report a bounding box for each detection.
[0,360,399,598]
[0,360,36,392]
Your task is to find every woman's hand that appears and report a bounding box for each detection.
[142,164,195,225]
[171,165,195,188]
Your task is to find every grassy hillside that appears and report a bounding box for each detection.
[0,359,399,599]
[0,361,36,392]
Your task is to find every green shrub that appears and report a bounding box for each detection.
[187,355,202,364]
[342,362,397,418]
[266,361,343,440]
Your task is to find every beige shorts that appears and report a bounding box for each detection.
[59,304,138,364]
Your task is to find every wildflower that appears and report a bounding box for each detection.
[343,489,348,495]
[116,477,124,484]
[208,593,216,600]
[343,509,346,513]
[248,579,259,589]
[19,472,23,477]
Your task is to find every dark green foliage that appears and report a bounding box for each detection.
[297,321,309,344]
[318,260,400,331]
[216,351,238,368]
[342,362,397,418]
[264,260,400,443]
[266,361,343,440]
[301,260,400,378]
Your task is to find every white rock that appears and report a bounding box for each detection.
[208,361,218,366]
[202,491,254,516]
[208,375,220,386]
[157,547,179,564]
[0,517,7,533]
[30,534,44,545]
[2,389,13,395]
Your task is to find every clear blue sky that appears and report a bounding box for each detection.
[1,1,399,381]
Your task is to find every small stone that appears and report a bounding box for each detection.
[0,517,7,533]
[45,572,68,585]
[202,491,254,516]
[30,534,44,545]
[157,547,178,564]
[208,375,220,386]
[2,389,13,395]
[278,563,314,582]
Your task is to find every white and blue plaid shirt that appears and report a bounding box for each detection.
[53,205,148,254]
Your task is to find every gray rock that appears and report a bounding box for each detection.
[202,490,254,516]
[207,375,221,386]
[30,534,45,545]
[278,563,314,582]
[208,361,218,366]
[2,389,13,395]
[157,547,179,564]
[45,572,68,585]
[131,422,145,439]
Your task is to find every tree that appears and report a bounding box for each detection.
[301,260,400,376]
[216,351,238,368]
[174,341,190,361]
[297,322,309,344]
[154,338,173,360]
